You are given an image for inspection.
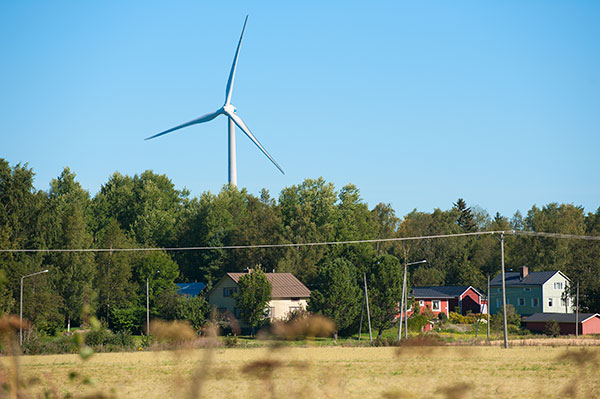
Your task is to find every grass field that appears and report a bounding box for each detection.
[12,344,600,399]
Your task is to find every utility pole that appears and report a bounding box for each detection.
[358,294,365,341]
[398,261,406,341]
[487,275,490,340]
[20,269,49,345]
[363,273,372,342]
[146,276,150,336]
[500,232,508,349]
[575,281,579,339]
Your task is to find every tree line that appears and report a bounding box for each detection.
[1,159,599,335]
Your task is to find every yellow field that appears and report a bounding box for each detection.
[12,345,600,399]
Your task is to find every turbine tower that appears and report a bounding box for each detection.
[145,16,284,187]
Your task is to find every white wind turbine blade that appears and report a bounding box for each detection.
[224,15,248,105]
[226,110,285,175]
[145,109,222,140]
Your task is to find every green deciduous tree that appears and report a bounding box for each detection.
[308,258,362,337]
[233,269,271,334]
[365,254,403,338]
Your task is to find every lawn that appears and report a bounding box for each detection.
[11,344,600,398]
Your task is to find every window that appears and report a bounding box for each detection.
[496,298,500,307]
[497,288,502,292]
[223,287,237,297]
[432,300,441,311]
[548,298,553,307]
[419,300,425,307]
[532,298,539,307]
[524,287,531,292]
[554,282,563,290]
[518,298,525,306]
[561,298,569,307]
[233,307,241,318]
[266,307,275,318]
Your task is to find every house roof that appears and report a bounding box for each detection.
[524,313,600,324]
[411,286,481,299]
[490,270,563,286]
[176,282,206,297]
[226,272,311,298]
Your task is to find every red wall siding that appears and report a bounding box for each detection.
[526,317,600,335]
[460,289,481,314]
[415,299,449,317]
[582,316,600,335]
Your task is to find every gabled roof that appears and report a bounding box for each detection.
[176,282,206,296]
[524,313,600,324]
[490,270,565,286]
[411,286,481,299]
[226,272,311,298]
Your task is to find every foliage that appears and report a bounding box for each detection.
[543,320,561,337]
[1,157,600,338]
[491,305,521,330]
[110,306,145,333]
[175,295,209,330]
[365,254,403,338]
[308,258,361,336]
[234,269,272,333]
[407,314,429,332]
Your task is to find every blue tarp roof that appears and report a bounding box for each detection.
[176,282,206,297]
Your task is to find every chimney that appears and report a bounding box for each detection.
[520,266,528,280]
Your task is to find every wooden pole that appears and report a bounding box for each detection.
[398,263,406,341]
[487,275,490,340]
[363,273,372,342]
[576,281,579,339]
[146,276,150,336]
[358,292,365,341]
[500,233,508,349]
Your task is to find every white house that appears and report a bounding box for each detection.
[207,272,310,326]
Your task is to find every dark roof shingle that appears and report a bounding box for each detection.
[227,272,311,298]
[411,286,477,299]
[524,313,600,324]
[490,271,562,286]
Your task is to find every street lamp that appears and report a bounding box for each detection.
[146,270,160,336]
[20,269,49,345]
[399,258,427,340]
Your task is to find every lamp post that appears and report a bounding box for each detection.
[399,258,427,341]
[20,269,49,345]
[146,270,160,336]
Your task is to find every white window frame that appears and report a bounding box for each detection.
[432,300,441,311]
[518,298,525,306]
[524,287,531,292]
[532,298,539,307]
[548,298,553,307]
[554,282,563,290]
[419,300,425,307]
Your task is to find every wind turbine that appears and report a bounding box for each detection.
[145,16,284,187]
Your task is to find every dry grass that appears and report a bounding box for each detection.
[10,345,600,399]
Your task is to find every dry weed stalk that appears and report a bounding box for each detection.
[269,314,336,341]
[150,319,198,349]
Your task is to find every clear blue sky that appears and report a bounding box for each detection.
[2,1,599,219]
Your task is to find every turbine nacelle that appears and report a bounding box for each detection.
[223,104,237,115]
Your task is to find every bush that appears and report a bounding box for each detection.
[110,306,145,333]
[407,315,429,332]
[544,320,561,337]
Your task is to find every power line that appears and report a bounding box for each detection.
[1,230,598,254]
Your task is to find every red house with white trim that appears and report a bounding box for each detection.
[410,286,484,317]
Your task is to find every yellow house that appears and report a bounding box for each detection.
[207,272,310,325]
